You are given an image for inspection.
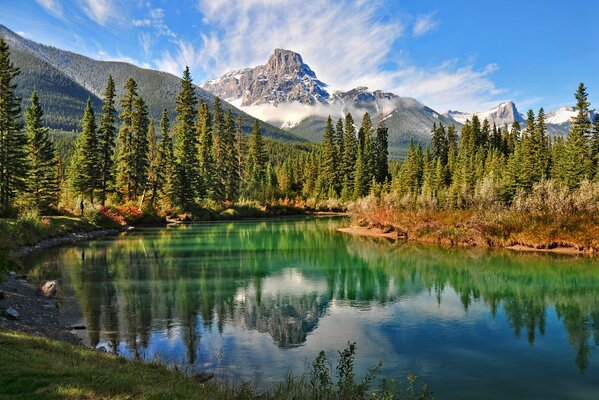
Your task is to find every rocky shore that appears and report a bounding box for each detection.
[0,273,79,344]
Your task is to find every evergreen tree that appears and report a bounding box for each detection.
[223,109,239,201]
[115,77,139,201]
[173,67,198,207]
[245,120,266,193]
[157,109,176,208]
[24,90,59,211]
[0,39,27,215]
[69,98,99,204]
[341,113,357,199]
[98,75,117,205]
[562,82,592,189]
[196,100,213,199]
[145,121,159,206]
[591,115,599,179]
[211,97,226,201]
[374,120,389,183]
[319,116,336,196]
[130,96,150,199]
[431,123,448,165]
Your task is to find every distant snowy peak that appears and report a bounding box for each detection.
[545,106,577,125]
[444,101,525,127]
[200,48,330,106]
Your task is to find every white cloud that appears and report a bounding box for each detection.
[154,40,201,77]
[139,32,152,56]
[393,61,505,112]
[412,12,439,37]
[193,0,404,90]
[78,0,118,26]
[36,0,64,19]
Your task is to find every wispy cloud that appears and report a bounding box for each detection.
[189,0,404,90]
[412,12,439,37]
[393,61,505,112]
[35,0,64,19]
[78,0,119,26]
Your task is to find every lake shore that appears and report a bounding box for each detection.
[337,219,598,255]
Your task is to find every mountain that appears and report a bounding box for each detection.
[201,49,457,156]
[0,25,303,142]
[443,101,588,137]
[444,101,526,127]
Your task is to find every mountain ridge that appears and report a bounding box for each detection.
[0,25,304,142]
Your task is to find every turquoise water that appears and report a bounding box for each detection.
[22,217,599,399]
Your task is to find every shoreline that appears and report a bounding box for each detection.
[337,225,596,255]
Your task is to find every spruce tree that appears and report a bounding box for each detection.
[115,77,139,201]
[98,75,116,205]
[223,109,239,201]
[211,97,226,201]
[145,121,159,206]
[174,67,198,207]
[341,113,357,199]
[157,109,177,208]
[0,39,27,215]
[431,123,448,165]
[131,96,150,200]
[24,90,59,211]
[562,82,592,189]
[591,115,599,179]
[69,98,99,204]
[374,120,389,183]
[319,116,336,197]
[196,100,213,199]
[245,120,266,193]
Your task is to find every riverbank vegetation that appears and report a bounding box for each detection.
[0,330,430,400]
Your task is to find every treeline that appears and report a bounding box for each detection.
[0,39,391,216]
[384,82,598,209]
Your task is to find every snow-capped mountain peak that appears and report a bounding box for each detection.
[444,101,525,126]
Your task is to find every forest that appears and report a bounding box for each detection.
[0,37,598,237]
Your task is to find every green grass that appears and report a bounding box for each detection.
[0,215,114,250]
[0,331,431,400]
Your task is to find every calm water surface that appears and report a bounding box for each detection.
[22,217,599,399]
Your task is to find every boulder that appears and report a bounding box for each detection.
[37,280,58,298]
[3,306,19,320]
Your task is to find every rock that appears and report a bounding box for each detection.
[3,306,19,320]
[192,372,215,383]
[9,271,16,277]
[37,280,58,298]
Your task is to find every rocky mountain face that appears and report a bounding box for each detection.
[202,49,329,106]
[0,25,302,142]
[202,49,456,156]
[444,101,583,136]
[444,102,526,127]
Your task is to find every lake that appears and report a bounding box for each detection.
[21,217,599,399]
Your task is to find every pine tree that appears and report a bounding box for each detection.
[431,123,448,165]
[98,75,117,205]
[69,98,99,204]
[196,100,213,199]
[145,121,159,206]
[131,96,150,200]
[211,97,226,201]
[319,116,336,197]
[562,82,592,189]
[24,90,59,211]
[374,120,389,183]
[0,39,27,215]
[174,67,198,207]
[245,120,266,193]
[157,109,177,208]
[223,109,239,201]
[341,113,357,199]
[115,77,139,201]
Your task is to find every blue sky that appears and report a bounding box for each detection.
[1,0,597,112]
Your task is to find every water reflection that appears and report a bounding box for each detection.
[23,218,599,381]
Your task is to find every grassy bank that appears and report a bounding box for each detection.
[0,330,431,400]
[348,196,599,253]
